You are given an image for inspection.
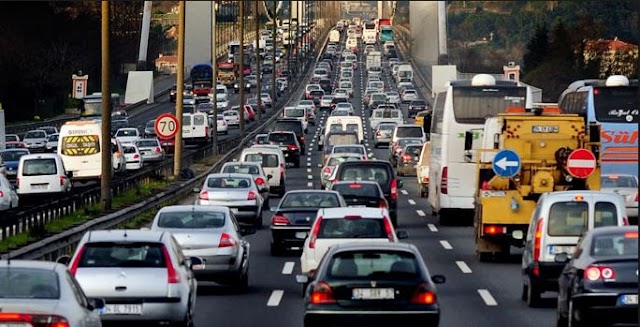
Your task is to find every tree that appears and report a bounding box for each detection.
[522,23,549,74]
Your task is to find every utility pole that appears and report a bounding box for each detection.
[238,0,245,137]
[211,1,218,155]
[255,0,261,121]
[174,1,185,178]
[100,0,112,211]
[287,0,292,79]
[137,1,153,70]
[271,0,277,106]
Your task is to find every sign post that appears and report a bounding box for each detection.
[154,113,180,140]
[566,149,597,178]
[492,149,522,178]
[72,74,89,99]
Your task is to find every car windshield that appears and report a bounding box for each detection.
[340,166,389,185]
[332,183,380,198]
[601,175,638,188]
[268,133,295,143]
[1,150,29,161]
[0,268,60,299]
[222,164,260,175]
[333,146,364,155]
[157,211,226,229]
[591,233,638,257]
[136,140,158,147]
[398,138,423,147]
[327,156,360,166]
[25,131,46,139]
[328,251,419,280]
[317,218,387,239]
[285,108,305,117]
[22,159,57,176]
[280,193,340,208]
[405,146,423,156]
[244,153,278,168]
[123,146,137,154]
[78,242,166,268]
[116,129,137,137]
[397,127,424,138]
[206,176,252,189]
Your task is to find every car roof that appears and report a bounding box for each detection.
[329,242,417,253]
[319,207,387,218]
[157,205,230,214]
[0,259,63,271]
[284,190,341,196]
[586,225,638,236]
[206,173,254,179]
[21,153,59,160]
[541,190,625,200]
[85,229,167,243]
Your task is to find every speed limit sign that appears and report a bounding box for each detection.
[154,113,179,140]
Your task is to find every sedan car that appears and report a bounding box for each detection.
[151,205,254,291]
[195,173,264,227]
[329,180,388,209]
[135,138,165,162]
[144,119,157,138]
[600,174,638,223]
[44,133,59,153]
[114,128,140,145]
[0,260,104,327]
[0,173,19,210]
[23,129,48,152]
[374,122,398,148]
[396,144,423,176]
[1,148,30,181]
[401,89,419,104]
[298,243,445,326]
[390,138,424,167]
[5,134,20,142]
[270,190,346,255]
[408,99,429,118]
[556,226,638,327]
[223,110,240,126]
[62,229,198,326]
[220,161,271,201]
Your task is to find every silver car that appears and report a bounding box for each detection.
[135,138,165,162]
[151,205,254,290]
[601,174,639,223]
[195,173,265,228]
[0,260,103,327]
[23,129,48,151]
[62,230,198,326]
[374,122,398,148]
[45,133,59,152]
[220,161,272,201]
[319,153,362,189]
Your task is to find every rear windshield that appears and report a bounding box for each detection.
[601,175,638,188]
[136,140,158,147]
[22,159,57,176]
[374,111,400,119]
[548,202,588,236]
[206,176,252,189]
[378,124,397,131]
[340,166,390,185]
[78,242,166,268]
[1,150,29,161]
[268,133,296,143]
[332,183,380,198]
[274,121,303,134]
[244,153,279,168]
[452,86,527,124]
[405,146,422,156]
[328,251,418,280]
[280,193,340,208]
[346,124,359,133]
[396,126,423,138]
[327,156,360,166]
[592,86,638,124]
[285,108,305,117]
[193,115,205,125]
[318,218,387,239]
[222,164,260,175]
[0,268,60,299]
[116,129,137,137]
[25,131,46,138]
[123,146,137,154]
[591,233,638,257]
[333,146,364,155]
[157,211,226,229]
[327,134,358,146]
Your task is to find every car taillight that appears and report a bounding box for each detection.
[532,219,544,268]
[161,246,181,283]
[255,177,265,186]
[59,176,65,186]
[287,145,299,151]
[483,225,505,235]
[219,233,237,248]
[323,166,332,174]
[635,191,638,203]
[271,214,290,226]
[585,265,616,281]
[198,190,209,200]
[15,178,19,187]
[383,216,394,241]
[410,283,437,305]
[390,179,398,200]
[68,245,85,276]
[441,167,448,195]
[401,154,412,161]
[155,147,162,153]
[309,216,323,249]
[623,217,629,225]
[247,190,257,200]
[205,126,209,135]
[0,313,70,327]
[0,191,3,198]
[310,281,337,304]
[133,154,139,159]
[379,199,388,209]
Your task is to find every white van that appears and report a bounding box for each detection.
[182,112,213,145]
[283,107,308,131]
[370,108,404,130]
[17,153,72,195]
[240,146,286,197]
[521,191,627,307]
[323,116,364,144]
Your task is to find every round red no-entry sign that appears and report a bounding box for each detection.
[566,149,597,178]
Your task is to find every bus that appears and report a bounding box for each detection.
[379,26,394,43]
[189,64,214,101]
[81,93,121,117]
[362,22,377,45]
[558,75,638,176]
[378,18,391,32]
[428,74,532,223]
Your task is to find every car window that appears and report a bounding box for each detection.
[136,140,158,147]
[333,146,364,154]
[591,232,638,257]
[405,146,423,156]
[222,164,260,175]
[117,129,137,137]
[332,183,380,198]
[285,108,305,117]
[280,193,340,208]
[346,124,359,133]
[193,115,205,125]
[594,202,618,227]
[547,202,588,236]
[123,146,137,154]
[206,176,252,189]
[0,267,60,299]
[318,218,387,239]
[22,159,57,176]
[340,166,389,185]
[601,176,638,188]
[157,211,226,228]
[268,133,295,143]
[78,242,166,268]
[274,122,303,134]
[396,127,423,138]
[25,131,46,138]
[183,115,192,126]
[328,251,418,280]
[1,150,29,161]
[244,153,279,168]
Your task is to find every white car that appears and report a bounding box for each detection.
[23,129,48,152]
[0,173,18,210]
[299,207,406,276]
[401,89,419,103]
[122,144,144,170]
[216,114,229,134]
[334,103,354,115]
[601,174,639,221]
[223,110,240,126]
[216,93,230,111]
[386,91,401,104]
[114,128,140,145]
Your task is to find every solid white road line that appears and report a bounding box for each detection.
[477,289,498,306]
[282,262,295,275]
[408,199,416,205]
[401,190,408,195]
[439,240,453,250]
[456,261,472,274]
[267,290,285,307]
[416,210,426,217]
[427,224,438,232]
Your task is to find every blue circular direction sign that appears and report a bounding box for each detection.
[492,149,521,178]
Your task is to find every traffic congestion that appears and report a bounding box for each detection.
[1,13,638,327]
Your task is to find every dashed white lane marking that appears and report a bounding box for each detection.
[408,199,416,205]
[401,190,408,195]
[307,168,312,173]
[427,224,438,232]
[282,262,295,275]
[456,261,472,274]
[307,157,311,161]
[477,289,498,306]
[267,290,285,307]
[439,240,453,250]
[307,175,313,180]
[307,162,311,167]
[416,210,426,217]
[307,182,313,187]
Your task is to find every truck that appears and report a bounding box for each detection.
[366,51,381,71]
[217,62,236,87]
[466,105,602,261]
[329,29,340,44]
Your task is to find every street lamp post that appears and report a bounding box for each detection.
[271,0,277,106]
[174,1,185,178]
[100,1,112,211]
[254,0,261,121]
[239,0,245,137]
[211,1,219,155]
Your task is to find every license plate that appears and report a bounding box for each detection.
[620,294,638,305]
[349,205,367,208]
[295,232,308,239]
[31,184,47,190]
[102,304,142,315]
[549,245,575,255]
[352,288,395,300]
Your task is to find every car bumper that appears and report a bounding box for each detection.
[125,161,143,170]
[304,309,439,327]
[99,297,188,323]
[140,153,164,162]
[271,226,310,250]
[197,201,260,221]
[183,252,243,282]
[571,291,638,325]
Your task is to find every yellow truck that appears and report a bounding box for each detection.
[465,106,602,261]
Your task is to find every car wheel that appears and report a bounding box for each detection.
[301,281,309,297]
[526,277,542,308]
[235,266,249,293]
[173,302,194,327]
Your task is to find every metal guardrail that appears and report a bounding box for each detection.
[1,25,332,261]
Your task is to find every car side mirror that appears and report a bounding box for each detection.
[193,187,201,193]
[295,274,309,284]
[56,255,71,265]
[267,174,273,180]
[66,171,73,179]
[396,230,409,239]
[464,131,473,151]
[87,298,106,311]
[396,180,403,188]
[554,253,569,264]
[431,274,446,284]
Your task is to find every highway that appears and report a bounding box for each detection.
[170,41,558,327]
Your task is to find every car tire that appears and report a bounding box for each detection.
[234,268,249,293]
[301,282,309,297]
[526,277,542,308]
[173,303,194,327]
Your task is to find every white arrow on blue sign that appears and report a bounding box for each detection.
[492,149,521,178]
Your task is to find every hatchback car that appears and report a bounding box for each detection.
[216,114,229,134]
[408,99,428,118]
[320,154,362,189]
[396,144,423,176]
[330,181,388,210]
[401,89,419,103]
[267,131,301,168]
[122,144,144,170]
[45,133,59,153]
[23,129,48,152]
[220,161,271,201]
[144,119,157,138]
[374,122,398,148]
[299,243,444,327]
[223,110,240,126]
[151,205,255,291]
[390,138,424,167]
[0,148,30,181]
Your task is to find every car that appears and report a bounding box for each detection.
[195,173,265,227]
[408,99,429,118]
[386,91,401,105]
[267,131,301,168]
[374,122,398,148]
[114,127,140,145]
[600,174,638,224]
[269,190,346,255]
[216,114,229,134]
[135,138,165,162]
[319,78,332,93]
[0,148,29,181]
[414,110,431,130]
[253,133,268,145]
[23,129,48,152]
[329,144,368,161]
[220,161,271,201]
[240,146,287,197]
[333,88,349,99]
[298,243,444,327]
[319,153,362,189]
[334,102,354,115]
[0,173,19,210]
[61,229,198,326]
[150,205,255,291]
[260,92,273,107]
[330,96,350,111]
[390,138,424,167]
[299,207,408,279]
[223,109,240,126]
[308,90,325,106]
[368,93,388,111]
[396,144,423,177]
[16,153,72,195]
[233,80,251,93]
[196,102,215,115]
[401,89,419,103]
[160,138,177,154]
[5,134,20,142]
[397,81,415,94]
[0,259,104,327]
[144,119,157,138]
[5,141,27,149]
[110,119,130,137]
[329,180,389,209]
[556,226,638,327]
[42,133,58,153]
[122,144,144,170]
[273,118,306,153]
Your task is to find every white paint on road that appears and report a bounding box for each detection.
[478,289,498,306]
[307,182,313,187]
[456,261,472,274]
[416,210,426,217]
[282,262,295,275]
[401,190,408,195]
[427,224,438,232]
[307,175,313,180]
[267,290,285,307]
[439,240,453,250]
[307,168,312,173]
[408,199,416,205]
[307,162,311,167]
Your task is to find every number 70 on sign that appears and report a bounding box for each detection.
[154,113,180,140]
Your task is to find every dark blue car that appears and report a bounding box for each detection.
[0,148,30,182]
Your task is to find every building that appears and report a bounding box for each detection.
[155,54,178,74]
[583,37,638,78]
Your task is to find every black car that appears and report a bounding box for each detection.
[319,78,332,93]
[408,99,428,118]
[273,118,306,152]
[556,226,638,327]
[329,181,388,209]
[270,190,346,255]
[299,243,445,327]
[268,131,301,167]
[308,90,325,106]
[331,160,403,226]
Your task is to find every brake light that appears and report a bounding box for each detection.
[391,179,398,200]
[59,176,65,186]
[271,214,290,226]
[255,177,265,186]
[376,131,381,136]
[287,145,299,151]
[378,199,387,209]
[441,167,448,195]
[0,191,3,197]
[155,147,162,153]
[410,283,437,304]
[483,225,505,235]
[310,281,337,304]
[585,265,616,281]
[198,190,209,200]
[205,126,209,135]
[323,166,332,174]
[349,183,362,188]
[133,154,140,159]
[401,154,412,161]
[161,246,181,283]
[635,191,638,203]
[309,216,323,249]
[68,245,86,276]
[0,313,70,327]
[624,232,638,238]
[218,233,237,248]
[383,216,394,241]
[247,190,257,200]
[532,219,544,268]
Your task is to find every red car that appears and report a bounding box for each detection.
[244,105,256,121]
[5,141,27,149]
[160,138,176,154]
